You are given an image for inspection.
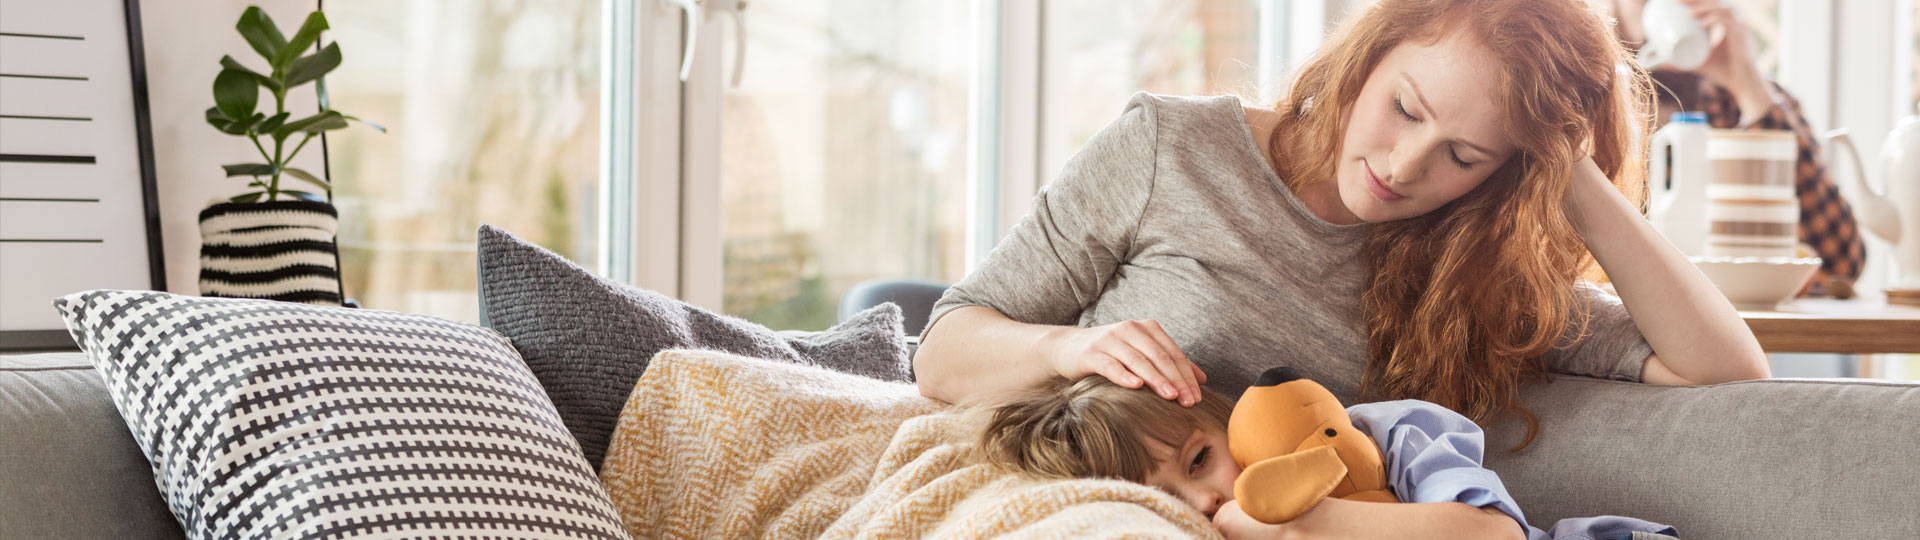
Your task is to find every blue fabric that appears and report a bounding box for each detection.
[1346,400,1678,540]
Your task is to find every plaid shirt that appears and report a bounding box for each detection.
[1685,78,1866,296]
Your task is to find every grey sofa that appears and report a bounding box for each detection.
[4,350,1917,539]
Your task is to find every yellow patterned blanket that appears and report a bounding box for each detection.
[598,349,1219,539]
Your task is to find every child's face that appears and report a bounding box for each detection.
[1143,426,1241,517]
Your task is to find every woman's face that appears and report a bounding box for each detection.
[1331,31,1517,224]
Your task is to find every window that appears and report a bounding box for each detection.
[316,1,1289,330]
[1042,0,1269,177]
[714,1,979,330]
[324,0,603,322]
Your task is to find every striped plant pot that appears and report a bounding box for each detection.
[198,199,344,305]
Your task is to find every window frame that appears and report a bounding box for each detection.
[606,0,1293,311]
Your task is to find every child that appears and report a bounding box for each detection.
[975,376,1679,540]
[975,376,1241,517]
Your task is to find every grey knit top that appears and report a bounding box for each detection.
[924,93,1650,405]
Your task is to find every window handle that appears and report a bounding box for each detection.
[664,0,701,81]
[663,0,747,87]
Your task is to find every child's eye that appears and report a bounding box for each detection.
[1189,446,1210,474]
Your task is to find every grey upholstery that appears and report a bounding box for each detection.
[1,353,184,540]
[839,279,948,336]
[1485,375,1920,538]
[6,349,1918,538]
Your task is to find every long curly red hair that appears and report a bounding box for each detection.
[1267,0,1653,450]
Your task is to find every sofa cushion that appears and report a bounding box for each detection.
[54,290,631,540]
[1,352,184,540]
[1486,374,1920,539]
[476,224,911,469]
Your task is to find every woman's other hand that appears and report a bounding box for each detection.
[1213,500,1297,540]
[1044,319,1207,406]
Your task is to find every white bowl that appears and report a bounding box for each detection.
[1689,256,1821,310]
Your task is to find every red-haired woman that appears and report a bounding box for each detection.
[915,0,1767,537]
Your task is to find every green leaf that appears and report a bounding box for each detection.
[234,7,287,63]
[283,43,341,89]
[316,77,329,109]
[280,189,326,201]
[205,106,233,131]
[220,55,282,93]
[257,112,291,134]
[281,190,324,202]
[229,192,266,204]
[218,113,261,135]
[223,163,278,177]
[342,113,386,133]
[213,69,259,121]
[275,110,347,139]
[283,167,330,190]
[274,11,330,72]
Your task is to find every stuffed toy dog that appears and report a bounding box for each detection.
[1227,367,1399,523]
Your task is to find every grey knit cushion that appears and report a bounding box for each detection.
[476,225,911,469]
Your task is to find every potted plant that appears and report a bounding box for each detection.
[199,6,380,306]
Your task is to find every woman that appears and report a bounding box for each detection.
[916,0,1767,537]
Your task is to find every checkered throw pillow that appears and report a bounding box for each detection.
[53,290,631,540]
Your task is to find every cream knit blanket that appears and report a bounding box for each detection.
[599,349,1220,539]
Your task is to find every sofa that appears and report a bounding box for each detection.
[8,225,1918,538]
[6,346,1919,539]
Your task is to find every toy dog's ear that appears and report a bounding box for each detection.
[1232,446,1348,524]
[1254,367,1302,387]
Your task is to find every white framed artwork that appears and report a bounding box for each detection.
[0,0,165,350]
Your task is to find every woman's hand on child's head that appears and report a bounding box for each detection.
[1213,501,1293,540]
[1043,319,1208,407]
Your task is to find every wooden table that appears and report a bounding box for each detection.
[1740,298,1920,354]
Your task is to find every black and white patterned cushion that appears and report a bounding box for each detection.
[53,290,632,540]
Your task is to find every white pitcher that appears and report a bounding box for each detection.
[1825,102,1919,288]
[1648,112,1711,256]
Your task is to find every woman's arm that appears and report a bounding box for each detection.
[914,307,1066,404]
[1213,499,1523,540]
[1566,156,1771,385]
[915,306,1206,407]
[912,94,1207,407]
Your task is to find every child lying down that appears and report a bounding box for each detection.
[973,370,1678,540]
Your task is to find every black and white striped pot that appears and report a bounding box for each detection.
[198,198,345,306]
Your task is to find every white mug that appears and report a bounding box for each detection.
[1636,0,1710,71]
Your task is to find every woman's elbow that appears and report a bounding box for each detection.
[1711,349,1773,383]
[911,348,959,403]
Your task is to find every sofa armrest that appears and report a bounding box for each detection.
[1,353,185,540]
[1486,374,1920,539]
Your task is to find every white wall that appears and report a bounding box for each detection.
[138,0,323,294]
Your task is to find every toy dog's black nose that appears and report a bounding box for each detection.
[1254,367,1301,387]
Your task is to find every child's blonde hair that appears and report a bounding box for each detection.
[976,376,1233,482]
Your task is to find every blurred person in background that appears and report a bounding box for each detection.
[1610,0,1866,297]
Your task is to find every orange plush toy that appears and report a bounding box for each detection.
[1227,367,1399,524]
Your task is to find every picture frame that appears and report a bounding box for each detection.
[0,0,166,351]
